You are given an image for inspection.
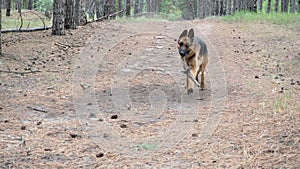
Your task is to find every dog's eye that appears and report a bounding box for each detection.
[179,42,183,46]
[185,45,189,48]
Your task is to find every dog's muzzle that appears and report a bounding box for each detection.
[179,50,186,57]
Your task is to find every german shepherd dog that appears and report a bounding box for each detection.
[178,28,209,94]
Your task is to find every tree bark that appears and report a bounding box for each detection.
[226,0,232,15]
[27,0,33,10]
[298,0,300,12]
[157,0,162,13]
[205,0,210,17]
[118,0,123,17]
[95,0,101,19]
[267,0,271,13]
[0,0,2,55]
[139,0,144,13]
[125,0,131,16]
[65,0,76,29]
[284,0,289,12]
[275,0,279,12]
[16,0,22,13]
[134,0,140,16]
[199,0,205,18]
[290,0,295,13]
[6,0,11,17]
[152,0,156,13]
[146,0,151,15]
[52,0,65,35]
[258,0,263,12]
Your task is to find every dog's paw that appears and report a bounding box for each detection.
[186,88,193,95]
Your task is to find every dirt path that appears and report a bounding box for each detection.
[1,19,299,168]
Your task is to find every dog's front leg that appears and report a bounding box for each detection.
[181,59,200,88]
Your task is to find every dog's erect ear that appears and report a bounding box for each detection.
[179,29,188,41]
[188,28,194,40]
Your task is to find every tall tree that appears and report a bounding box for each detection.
[146,0,151,16]
[108,0,116,18]
[139,0,144,13]
[157,0,162,13]
[290,0,295,13]
[199,0,205,18]
[95,0,101,19]
[205,0,210,17]
[275,0,279,12]
[52,0,65,35]
[16,0,22,13]
[118,0,123,17]
[258,0,263,12]
[134,0,140,16]
[125,0,130,16]
[65,0,76,29]
[27,0,33,10]
[74,0,81,25]
[0,0,2,55]
[226,0,232,15]
[6,0,11,17]
[282,0,289,12]
[267,0,271,13]
[298,0,300,12]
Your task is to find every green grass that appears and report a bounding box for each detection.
[1,10,52,30]
[221,11,300,26]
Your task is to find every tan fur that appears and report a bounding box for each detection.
[178,29,209,94]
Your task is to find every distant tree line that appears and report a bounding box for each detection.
[1,0,300,36]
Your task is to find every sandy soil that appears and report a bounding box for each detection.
[0,18,299,168]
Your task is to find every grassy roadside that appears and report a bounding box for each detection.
[1,10,51,30]
[221,11,300,28]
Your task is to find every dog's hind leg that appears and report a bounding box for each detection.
[200,64,206,89]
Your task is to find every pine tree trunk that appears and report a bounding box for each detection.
[125,0,131,16]
[157,0,162,13]
[284,0,289,12]
[290,0,295,13]
[65,0,76,29]
[205,0,210,17]
[258,0,263,12]
[199,0,204,18]
[146,0,151,16]
[27,0,32,10]
[52,0,65,35]
[139,0,144,13]
[16,0,21,13]
[134,0,139,16]
[74,0,80,25]
[275,0,279,12]
[0,0,2,55]
[6,0,11,17]
[215,0,219,16]
[220,0,225,15]
[108,0,116,18]
[298,0,300,12]
[152,0,156,13]
[118,0,123,17]
[95,0,101,19]
[267,0,271,13]
[226,0,232,15]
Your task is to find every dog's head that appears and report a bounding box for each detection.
[178,28,194,58]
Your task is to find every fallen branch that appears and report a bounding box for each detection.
[181,59,200,87]
[1,27,51,33]
[0,70,41,74]
[27,106,47,113]
[96,9,125,22]
[54,42,70,50]
[83,8,126,25]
